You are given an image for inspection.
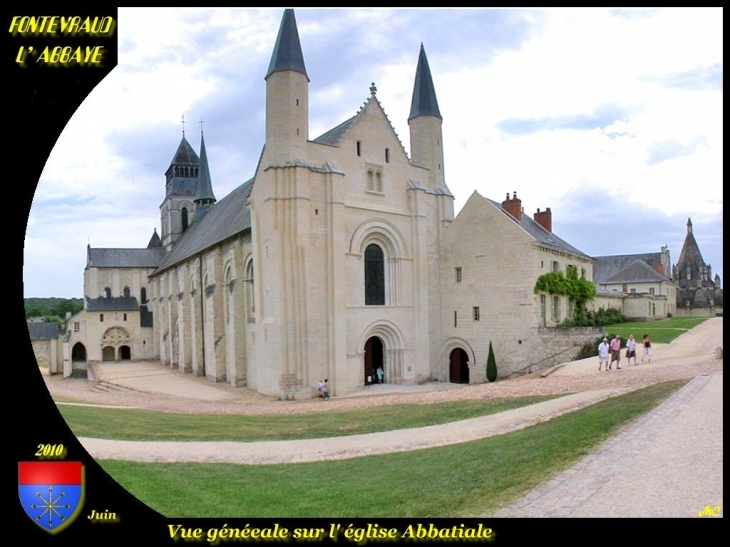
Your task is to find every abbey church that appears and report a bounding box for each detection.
[60,9,630,397]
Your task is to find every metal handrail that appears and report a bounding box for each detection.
[511,344,582,376]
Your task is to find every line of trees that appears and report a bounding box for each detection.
[25,297,83,321]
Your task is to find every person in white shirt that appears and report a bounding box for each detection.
[597,338,610,372]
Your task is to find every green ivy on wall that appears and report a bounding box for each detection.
[533,266,596,312]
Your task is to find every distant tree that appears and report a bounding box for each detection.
[25,297,83,319]
[487,341,498,382]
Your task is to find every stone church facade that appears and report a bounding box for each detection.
[61,9,614,396]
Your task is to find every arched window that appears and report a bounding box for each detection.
[182,207,189,232]
[141,287,147,303]
[364,243,385,305]
[123,286,130,298]
[245,260,255,322]
[104,287,111,298]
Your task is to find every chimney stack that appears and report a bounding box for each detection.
[653,263,665,276]
[502,191,522,221]
[534,207,552,232]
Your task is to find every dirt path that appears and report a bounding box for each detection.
[46,318,723,463]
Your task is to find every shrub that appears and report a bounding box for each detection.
[486,342,498,382]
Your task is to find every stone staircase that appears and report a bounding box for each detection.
[86,362,145,394]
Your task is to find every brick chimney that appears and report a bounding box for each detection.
[534,207,552,232]
[502,191,522,221]
[653,263,665,276]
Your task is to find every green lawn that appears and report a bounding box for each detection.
[98,379,688,517]
[605,316,709,344]
[58,395,558,442]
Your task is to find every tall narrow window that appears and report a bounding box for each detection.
[385,148,390,163]
[473,307,480,321]
[123,286,130,298]
[364,243,385,305]
[141,287,147,304]
[104,287,111,298]
[100,314,104,322]
[454,311,457,328]
[357,141,362,157]
[182,207,189,232]
[455,267,462,283]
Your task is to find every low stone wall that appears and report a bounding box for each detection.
[524,326,604,375]
[674,307,723,318]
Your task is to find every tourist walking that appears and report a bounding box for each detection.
[626,334,638,365]
[641,334,652,363]
[322,379,330,400]
[609,334,622,370]
[597,337,610,371]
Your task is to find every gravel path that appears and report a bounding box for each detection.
[45,318,722,468]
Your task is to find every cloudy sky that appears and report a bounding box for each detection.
[24,7,723,298]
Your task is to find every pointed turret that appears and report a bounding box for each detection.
[160,133,200,250]
[266,9,308,80]
[264,9,309,164]
[409,44,442,121]
[194,131,216,221]
[147,228,162,249]
[408,44,446,190]
[676,217,707,283]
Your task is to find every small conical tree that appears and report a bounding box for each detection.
[487,341,498,382]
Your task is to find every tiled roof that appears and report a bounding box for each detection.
[603,259,667,284]
[154,179,254,274]
[593,253,666,285]
[85,296,140,312]
[27,322,59,340]
[485,197,590,258]
[86,247,166,269]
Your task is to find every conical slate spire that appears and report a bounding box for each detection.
[265,9,308,80]
[147,228,162,249]
[169,135,199,169]
[408,43,442,121]
[195,131,216,204]
[676,217,706,273]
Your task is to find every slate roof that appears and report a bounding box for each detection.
[266,9,308,80]
[603,259,668,284]
[485,197,590,258]
[194,132,216,203]
[675,218,710,287]
[154,178,254,274]
[85,296,140,312]
[592,253,667,285]
[313,117,356,146]
[409,44,442,121]
[86,246,166,269]
[27,321,59,340]
[168,135,199,167]
[147,229,163,249]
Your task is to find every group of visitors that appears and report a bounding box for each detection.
[597,334,652,371]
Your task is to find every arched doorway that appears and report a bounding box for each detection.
[102,346,116,362]
[364,336,384,386]
[71,342,87,362]
[449,348,469,384]
[119,345,131,360]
